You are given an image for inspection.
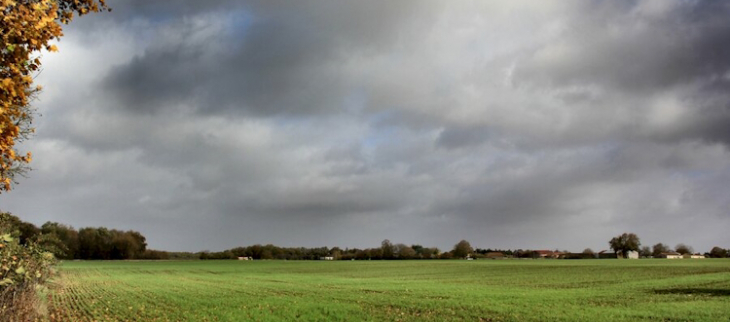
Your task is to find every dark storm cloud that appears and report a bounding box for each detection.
[102,0,441,116]
[2,0,730,252]
[511,0,730,145]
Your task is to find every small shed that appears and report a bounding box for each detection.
[624,251,639,259]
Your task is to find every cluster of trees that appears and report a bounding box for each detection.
[609,232,729,258]
[196,240,481,261]
[708,247,730,258]
[197,239,448,261]
[635,242,695,257]
[475,248,514,256]
[3,212,147,260]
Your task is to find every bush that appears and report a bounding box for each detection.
[1,212,57,320]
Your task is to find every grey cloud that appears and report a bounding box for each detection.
[3,0,730,253]
[436,126,493,150]
[513,1,730,92]
[507,1,730,146]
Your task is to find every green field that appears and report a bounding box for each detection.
[47,260,730,321]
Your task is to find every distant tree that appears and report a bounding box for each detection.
[248,244,263,259]
[675,243,693,255]
[381,239,394,259]
[422,247,440,259]
[0,213,40,245]
[639,246,652,258]
[411,244,424,257]
[16,221,40,245]
[110,232,136,259]
[330,247,342,260]
[609,233,640,259]
[78,227,111,259]
[582,248,594,255]
[452,240,473,258]
[41,222,79,259]
[652,243,670,257]
[394,244,416,259]
[709,247,728,258]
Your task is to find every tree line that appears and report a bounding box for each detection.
[4,213,148,260]
[4,213,730,261]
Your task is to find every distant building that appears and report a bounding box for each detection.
[533,250,555,259]
[237,257,251,260]
[686,254,705,259]
[320,256,334,260]
[620,251,639,259]
[657,252,682,259]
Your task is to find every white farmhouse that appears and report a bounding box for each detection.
[658,252,682,259]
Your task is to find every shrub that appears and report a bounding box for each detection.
[1,212,57,321]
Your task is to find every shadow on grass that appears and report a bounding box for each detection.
[653,288,730,297]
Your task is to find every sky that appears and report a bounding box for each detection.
[2,0,729,253]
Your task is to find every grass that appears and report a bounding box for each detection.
[47,259,730,321]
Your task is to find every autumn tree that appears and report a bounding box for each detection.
[609,233,640,259]
[0,0,108,191]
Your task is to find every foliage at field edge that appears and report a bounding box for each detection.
[0,212,56,321]
[0,0,108,192]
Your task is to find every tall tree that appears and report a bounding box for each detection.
[652,243,670,257]
[452,240,473,258]
[394,243,416,259]
[41,222,79,259]
[380,239,394,259]
[608,233,640,259]
[639,246,651,258]
[0,0,108,191]
[675,244,693,255]
[709,247,728,258]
